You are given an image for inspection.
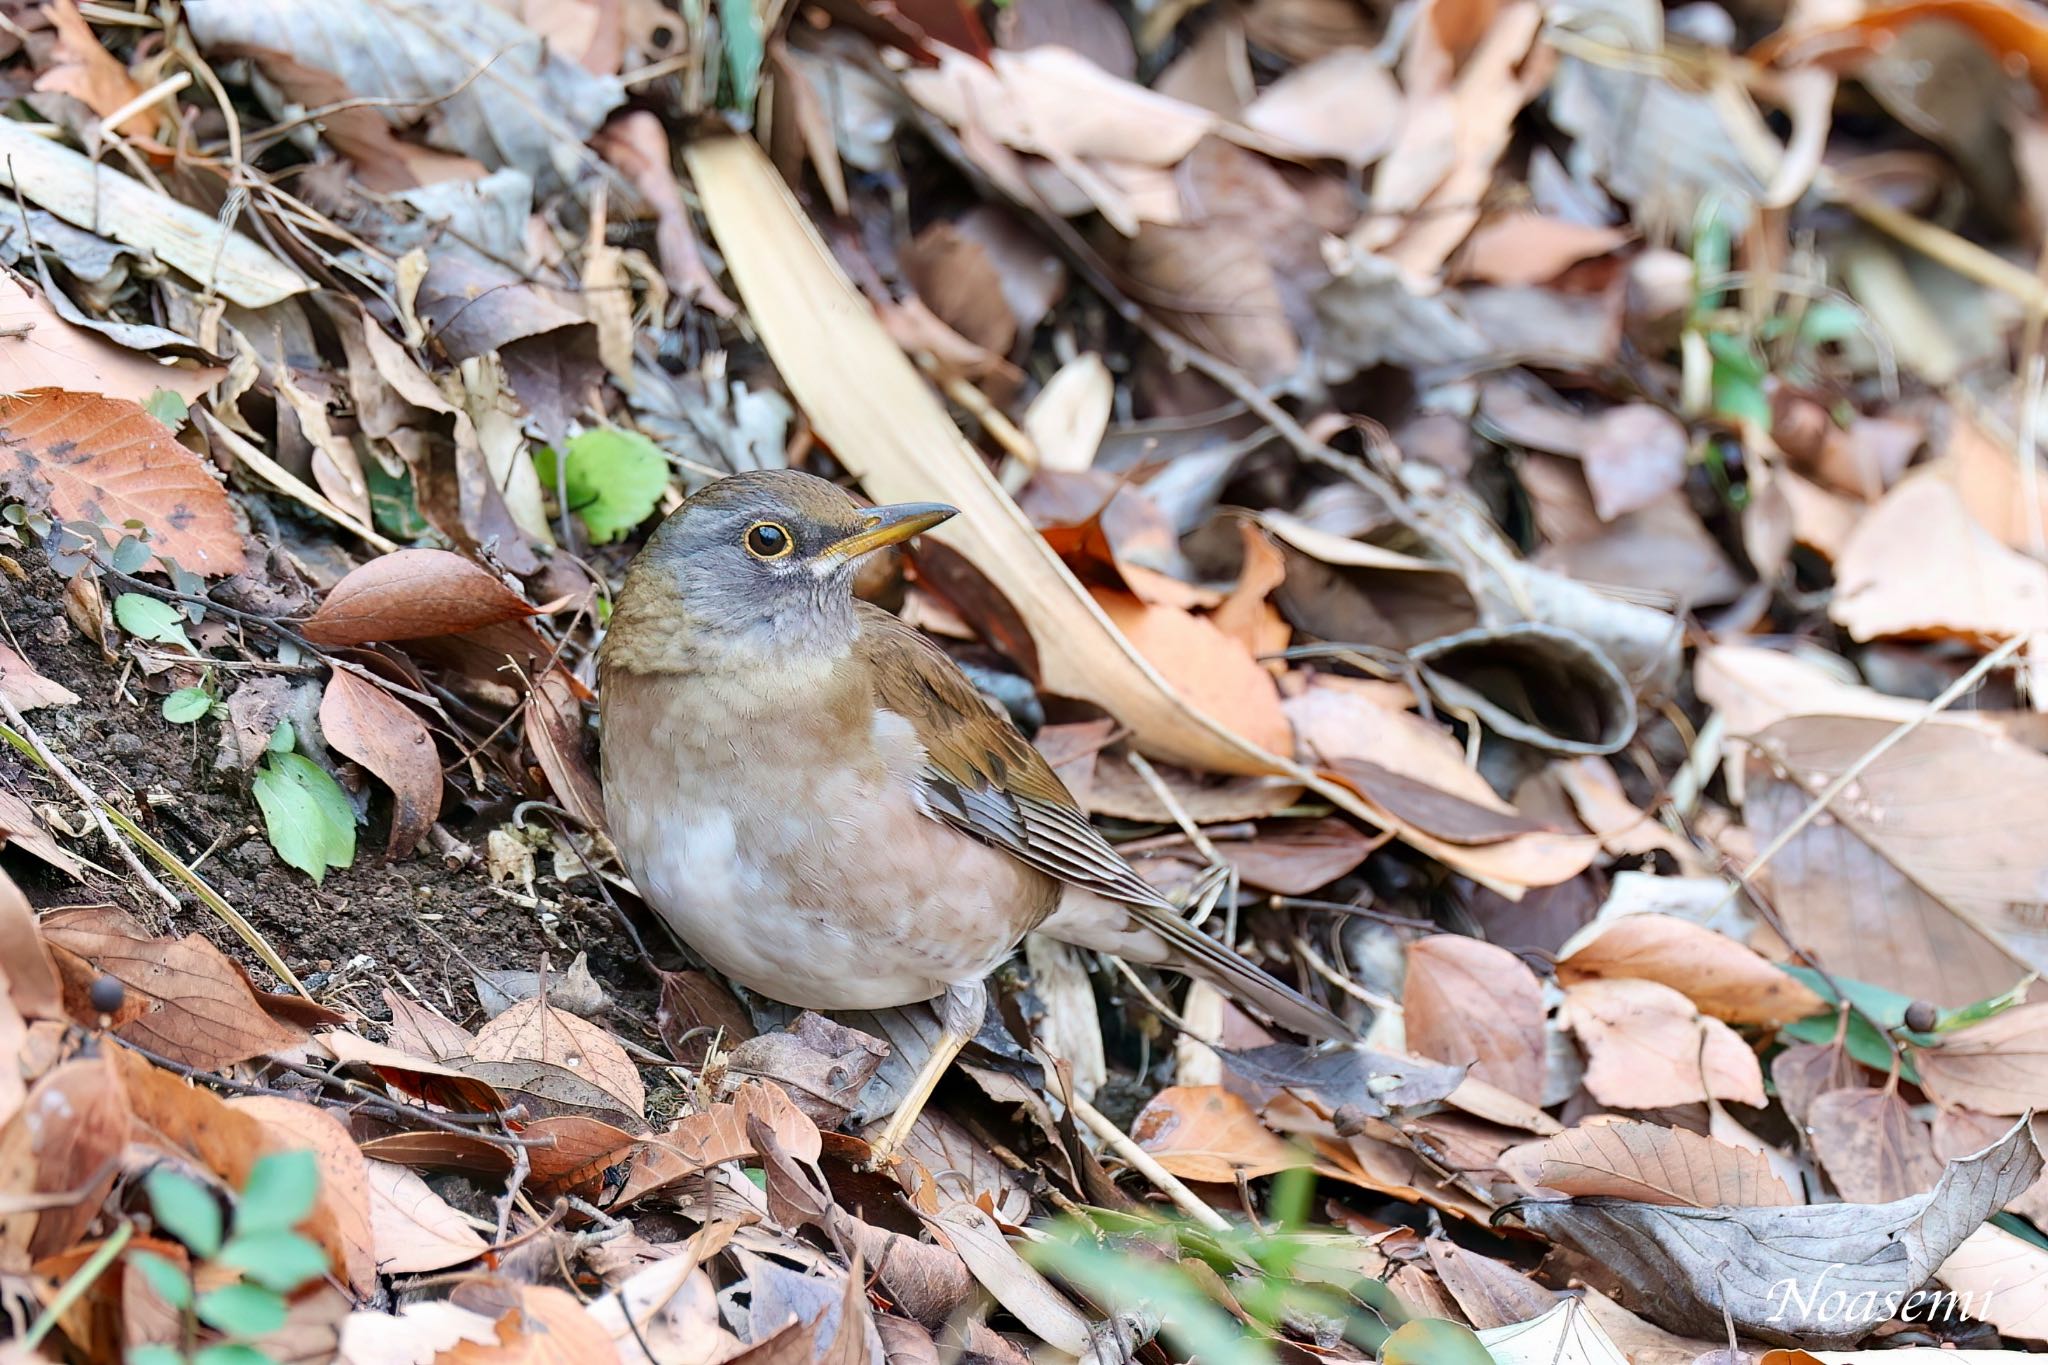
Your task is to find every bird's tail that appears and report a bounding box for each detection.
[1039,889,1356,1041]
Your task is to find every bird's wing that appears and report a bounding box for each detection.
[855,603,1170,908]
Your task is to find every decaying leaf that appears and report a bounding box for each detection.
[1403,935,1546,1105]
[1560,978,1766,1110]
[471,996,646,1122]
[319,670,443,859]
[1514,1117,2041,1346]
[1911,1003,2048,1116]
[1556,916,1825,1027]
[1808,1084,1942,1204]
[1536,1120,1798,1207]
[363,1159,489,1273]
[301,548,538,644]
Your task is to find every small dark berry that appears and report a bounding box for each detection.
[88,975,125,1015]
[1904,1000,1939,1033]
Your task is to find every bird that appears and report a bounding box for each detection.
[598,469,1351,1162]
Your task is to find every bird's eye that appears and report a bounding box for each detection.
[743,522,793,560]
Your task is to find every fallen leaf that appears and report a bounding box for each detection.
[231,1095,378,1296]
[1807,1085,1942,1204]
[316,1031,507,1114]
[1578,405,1690,523]
[521,1115,642,1198]
[1020,353,1112,474]
[1478,1298,1631,1365]
[383,989,477,1062]
[0,1052,127,1260]
[1212,817,1380,894]
[0,869,62,1020]
[1743,716,2045,1006]
[41,905,305,1068]
[0,391,245,576]
[1830,473,2048,644]
[0,788,81,884]
[1513,1117,2041,1346]
[1536,1120,1798,1207]
[1089,588,1292,756]
[473,997,646,1121]
[1560,978,1766,1109]
[1241,47,1401,166]
[1911,1003,2048,1115]
[35,0,154,138]
[338,1301,502,1363]
[1132,1084,1326,1182]
[302,549,538,644]
[925,1201,1092,1356]
[613,1081,819,1205]
[1935,1222,2048,1340]
[1404,935,1546,1105]
[1456,214,1631,287]
[363,1159,489,1273]
[524,666,606,835]
[0,642,79,711]
[319,670,443,859]
[1771,1040,1864,1131]
[1556,916,1825,1027]
[1426,1236,1558,1329]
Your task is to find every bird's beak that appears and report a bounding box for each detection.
[819,501,958,563]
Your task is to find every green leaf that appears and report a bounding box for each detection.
[129,1249,193,1310]
[196,1347,278,1365]
[365,460,430,541]
[115,593,194,652]
[1030,1232,1272,1365]
[267,719,295,754]
[533,428,671,544]
[146,1168,223,1258]
[144,389,190,430]
[197,1281,288,1337]
[252,752,357,883]
[720,0,764,114]
[127,1346,186,1365]
[163,687,213,724]
[112,534,152,574]
[1380,1318,1496,1365]
[219,1229,329,1292]
[235,1151,320,1235]
[1798,299,1861,347]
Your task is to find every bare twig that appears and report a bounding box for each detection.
[1066,1088,1231,1233]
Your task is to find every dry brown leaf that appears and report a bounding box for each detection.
[1537,1120,1796,1207]
[1404,935,1546,1105]
[232,1095,379,1295]
[1561,978,1766,1109]
[1743,716,2044,1006]
[320,670,442,859]
[1912,1004,2048,1115]
[384,989,476,1062]
[301,549,537,644]
[0,1052,127,1260]
[1555,915,1824,1027]
[0,869,63,1021]
[338,1301,503,1363]
[0,642,79,711]
[0,270,221,397]
[0,988,23,1132]
[1020,353,1112,473]
[903,45,1216,168]
[41,905,304,1068]
[525,667,606,834]
[1936,1223,2048,1342]
[1089,588,1292,755]
[1807,1084,1941,1204]
[1131,1084,1328,1182]
[316,1030,507,1114]
[1830,473,2048,643]
[0,391,244,576]
[1694,642,1976,738]
[1455,213,1631,286]
[902,222,1017,357]
[444,1282,625,1363]
[1210,817,1380,894]
[1934,408,2048,557]
[613,1080,820,1206]
[0,787,82,882]
[474,997,645,1121]
[364,1159,490,1273]
[1579,405,1690,523]
[35,0,153,137]
[1240,47,1402,166]
[1122,219,1300,383]
[522,1115,641,1198]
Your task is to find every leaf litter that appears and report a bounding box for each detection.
[3,0,2048,1358]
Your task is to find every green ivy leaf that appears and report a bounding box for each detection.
[196,1281,288,1337]
[146,1168,223,1258]
[163,687,213,724]
[129,1249,193,1310]
[251,752,357,883]
[1380,1318,1497,1365]
[219,1229,329,1292]
[236,1151,320,1236]
[533,427,670,544]
[364,460,430,541]
[114,593,194,652]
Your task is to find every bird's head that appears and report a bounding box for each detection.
[603,469,956,674]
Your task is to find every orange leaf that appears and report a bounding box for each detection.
[1556,915,1825,1028]
[1536,1119,1798,1207]
[0,391,244,576]
[1090,587,1292,756]
[1561,978,1766,1109]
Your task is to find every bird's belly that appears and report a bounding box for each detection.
[606,735,1053,1011]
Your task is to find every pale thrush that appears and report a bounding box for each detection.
[599,470,1350,1160]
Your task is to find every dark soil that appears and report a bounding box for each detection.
[0,547,652,1035]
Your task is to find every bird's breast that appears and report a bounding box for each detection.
[599,668,1057,1010]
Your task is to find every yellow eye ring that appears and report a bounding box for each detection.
[743,521,794,560]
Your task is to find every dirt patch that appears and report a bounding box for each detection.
[0,546,652,1031]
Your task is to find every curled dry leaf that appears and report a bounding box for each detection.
[1555,915,1825,1028]
[925,1200,1092,1357]
[41,905,305,1068]
[472,996,646,1122]
[320,670,443,859]
[301,548,538,645]
[317,1030,506,1114]
[1535,1120,1797,1207]
[1403,935,1547,1105]
[1514,1117,2042,1346]
[1560,978,1766,1110]
[0,391,245,576]
[364,1159,490,1274]
[1807,1085,1942,1204]
[0,869,62,1021]
[0,277,223,406]
[613,1080,820,1206]
[1911,1003,2048,1115]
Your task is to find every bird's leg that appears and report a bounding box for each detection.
[866,979,984,1167]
